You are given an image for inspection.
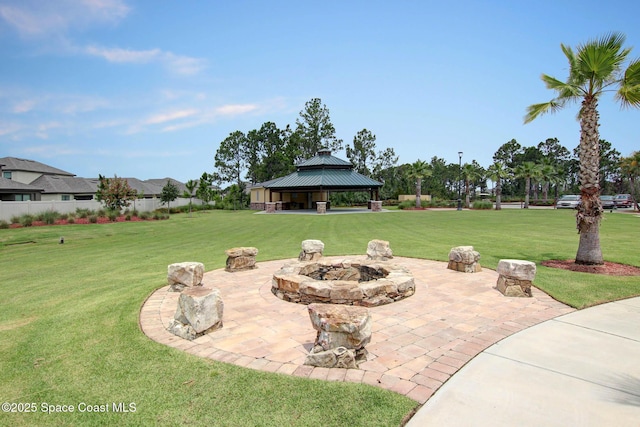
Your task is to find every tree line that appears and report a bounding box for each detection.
[209,98,638,209]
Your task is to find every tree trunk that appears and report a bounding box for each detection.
[465,180,470,208]
[415,178,422,208]
[575,96,603,265]
[524,177,530,208]
[495,180,502,210]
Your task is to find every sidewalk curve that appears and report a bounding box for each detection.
[406,296,640,426]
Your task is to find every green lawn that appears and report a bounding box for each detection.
[1,209,639,426]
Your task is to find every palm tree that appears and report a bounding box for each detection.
[620,152,640,210]
[407,160,432,208]
[524,32,640,265]
[461,163,481,208]
[539,160,557,203]
[487,162,511,210]
[514,162,538,209]
[184,179,198,216]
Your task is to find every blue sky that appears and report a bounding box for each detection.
[1,0,639,182]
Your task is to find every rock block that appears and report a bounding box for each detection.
[496,259,536,297]
[167,262,204,292]
[304,346,358,369]
[307,303,371,351]
[168,287,224,340]
[299,239,324,261]
[225,247,258,272]
[447,246,481,273]
[367,239,393,261]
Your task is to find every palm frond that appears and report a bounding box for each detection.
[616,58,640,107]
[524,100,567,123]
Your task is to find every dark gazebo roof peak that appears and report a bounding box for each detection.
[297,149,352,170]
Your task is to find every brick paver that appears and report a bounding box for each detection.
[139,256,574,403]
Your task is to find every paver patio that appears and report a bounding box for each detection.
[139,256,574,403]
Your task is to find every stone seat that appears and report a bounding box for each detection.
[225,247,258,272]
[167,287,224,340]
[447,245,481,273]
[496,259,536,297]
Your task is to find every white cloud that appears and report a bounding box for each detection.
[215,104,259,116]
[144,109,198,125]
[12,99,36,113]
[85,45,206,75]
[0,0,130,37]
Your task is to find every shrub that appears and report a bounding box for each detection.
[10,215,20,224]
[20,214,34,227]
[76,208,90,219]
[132,210,139,217]
[472,200,493,210]
[89,215,98,223]
[67,217,75,224]
[59,213,69,221]
[398,200,428,209]
[125,214,132,221]
[40,210,60,225]
[0,220,9,229]
[97,209,106,217]
[107,210,119,222]
[139,212,150,220]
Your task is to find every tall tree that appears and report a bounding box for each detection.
[487,162,511,210]
[461,163,483,208]
[525,32,640,265]
[214,131,247,207]
[295,98,343,160]
[514,162,539,208]
[346,129,377,176]
[196,172,214,209]
[407,160,432,208]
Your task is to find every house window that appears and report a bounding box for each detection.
[62,195,71,201]
[256,192,260,201]
[15,194,31,201]
[3,171,11,179]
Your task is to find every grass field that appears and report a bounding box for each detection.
[1,208,639,426]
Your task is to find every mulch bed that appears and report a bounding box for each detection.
[541,259,640,276]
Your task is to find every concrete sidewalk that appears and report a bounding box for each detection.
[406,296,640,426]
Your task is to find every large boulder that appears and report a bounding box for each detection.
[167,262,204,292]
[307,303,371,351]
[168,287,224,340]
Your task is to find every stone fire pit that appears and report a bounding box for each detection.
[271,256,415,307]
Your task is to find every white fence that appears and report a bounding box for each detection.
[0,198,196,222]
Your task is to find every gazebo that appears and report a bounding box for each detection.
[249,149,383,211]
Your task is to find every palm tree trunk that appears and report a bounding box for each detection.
[575,96,603,265]
[495,180,502,210]
[524,177,530,208]
[415,178,422,208]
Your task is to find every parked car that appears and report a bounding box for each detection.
[600,195,616,210]
[556,195,580,209]
[614,194,633,208]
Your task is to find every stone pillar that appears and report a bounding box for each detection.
[447,246,481,273]
[304,303,371,368]
[299,239,324,261]
[225,247,258,272]
[265,202,276,213]
[496,259,536,297]
[167,262,204,292]
[370,200,382,212]
[316,201,327,214]
[167,287,224,340]
[275,201,282,211]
